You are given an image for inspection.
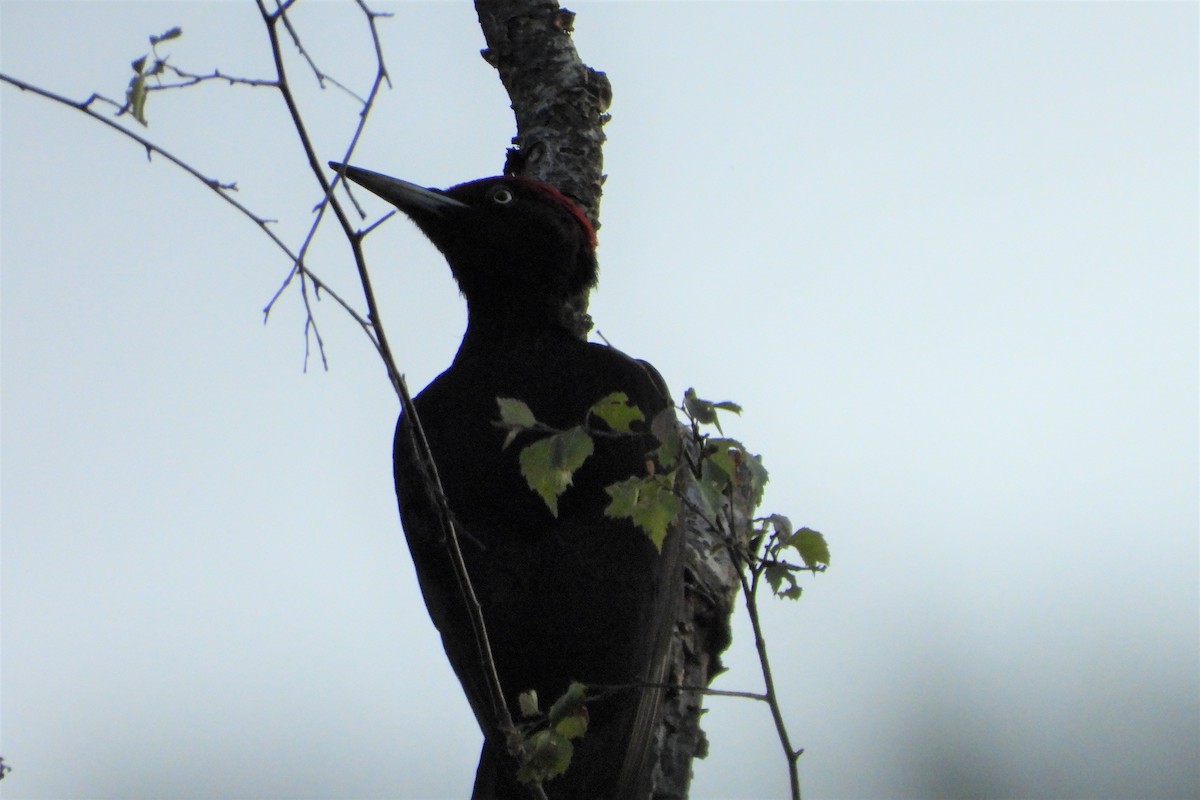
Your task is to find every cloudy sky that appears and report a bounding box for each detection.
[2,2,1196,798]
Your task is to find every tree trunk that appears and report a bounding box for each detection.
[473,4,744,797]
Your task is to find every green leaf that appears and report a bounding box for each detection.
[125,72,149,127]
[589,392,644,433]
[704,439,743,482]
[517,729,574,784]
[554,712,588,740]
[790,527,830,571]
[683,387,718,428]
[684,388,742,433]
[697,451,735,519]
[150,26,182,45]
[496,397,538,449]
[764,562,802,599]
[547,682,587,724]
[519,426,594,516]
[605,473,679,551]
[765,513,793,540]
[741,452,768,509]
[497,397,537,429]
[548,682,589,740]
[518,690,540,718]
[694,472,727,521]
[604,477,637,519]
[649,407,681,468]
[700,439,768,511]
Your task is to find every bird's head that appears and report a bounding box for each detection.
[331,163,598,334]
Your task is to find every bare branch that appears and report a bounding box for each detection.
[147,65,279,91]
[254,0,529,776]
[739,562,803,800]
[588,682,771,704]
[0,71,372,354]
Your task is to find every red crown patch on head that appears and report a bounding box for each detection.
[510,177,598,250]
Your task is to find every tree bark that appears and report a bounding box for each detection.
[474,0,609,225]
[473,0,610,338]
[473,4,744,798]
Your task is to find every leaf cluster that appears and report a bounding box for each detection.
[495,392,677,550]
[495,387,829,795]
[754,515,830,601]
[495,388,829,598]
[677,390,829,599]
[512,682,590,788]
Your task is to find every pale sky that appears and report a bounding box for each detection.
[2,3,1197,799]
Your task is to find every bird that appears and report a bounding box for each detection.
[330,162,684,799]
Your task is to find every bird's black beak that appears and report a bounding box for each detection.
[328,162,468,216]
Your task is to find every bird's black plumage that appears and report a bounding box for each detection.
[332,163,683,799]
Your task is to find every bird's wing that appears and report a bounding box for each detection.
[612,492,687,798]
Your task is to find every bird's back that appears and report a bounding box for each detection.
[394,331,682,799]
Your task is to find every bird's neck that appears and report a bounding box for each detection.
[462,295,585,340]
[456,299,581,355]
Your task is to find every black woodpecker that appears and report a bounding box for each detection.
[331,163,683,799]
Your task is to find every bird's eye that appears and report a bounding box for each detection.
[491,187,514,205]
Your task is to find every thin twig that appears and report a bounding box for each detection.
[256,0,529,787]
[148,65,278,90]
[0,71,373,358]
[258,0,392,334]
[739,564,802,800]
[680,406,805,800]
[272,0,378,103]
[588,682,770,704]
